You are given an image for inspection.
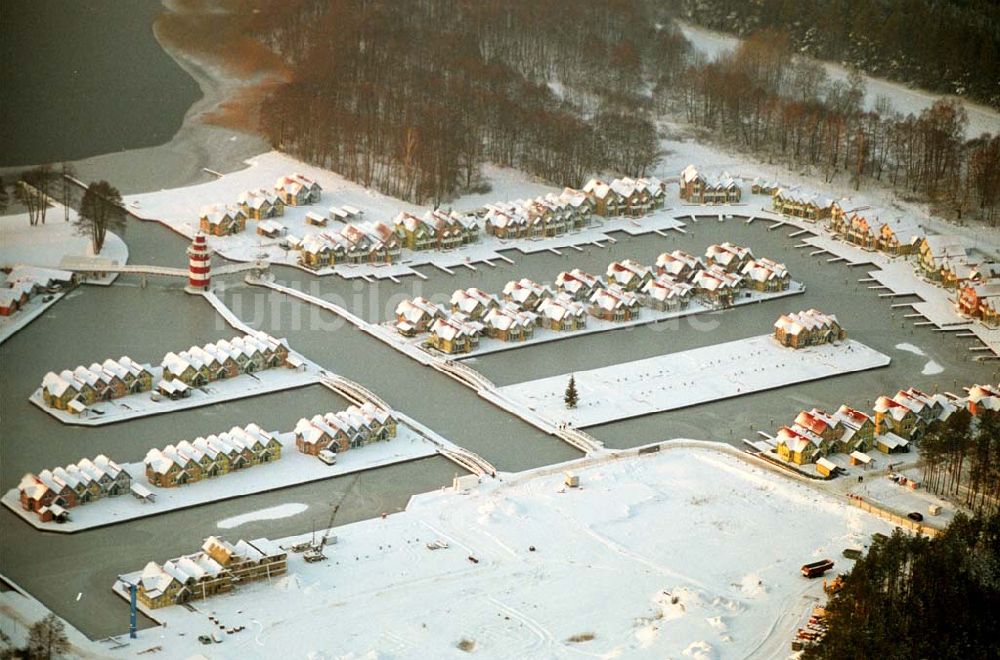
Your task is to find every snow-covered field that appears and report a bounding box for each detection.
[676,21,1000,140]
[28,360,322,426]
[500,336,890,427]
[0,209,128,273]
[2,425,436,533]
[117,443,893,659]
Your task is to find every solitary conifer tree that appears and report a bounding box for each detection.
[564,375,579,409]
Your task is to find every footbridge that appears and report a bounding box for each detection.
[320,374,497,477]
[60,260,268,278]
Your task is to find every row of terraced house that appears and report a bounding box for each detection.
[913,235,1000,329]
[198,173,323,236]
[144,423,282,488]
[161,333,291,386]
[17,455,135,523]
[829,211,924,256]
[393,243,790,353]
[679,165,742,204]
[294,403,398,455]
[773,384,1000,469]
[39,332,292,414]
[130,536,287,609]
[41,357,155,413]
[481,190,592,239]
[297,221,403,269]
[0,266,76,317]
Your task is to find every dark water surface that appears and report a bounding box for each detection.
[0,0,200,167]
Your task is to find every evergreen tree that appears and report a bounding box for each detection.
[805,510,1000,659]
[564,375,579,409]
[76,181,124,254]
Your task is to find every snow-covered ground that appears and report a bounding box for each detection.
[0,208,128,343]
[0,209,128,274]
[676,21,1000,140]
[2,425,436,533]
[397,283,805,360]
[113,443,893,659]
[499,336,890,428]
[28,360,322,426]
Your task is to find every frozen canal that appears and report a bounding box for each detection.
[2,209,998,639]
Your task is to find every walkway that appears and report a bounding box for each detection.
[59,260,266,279]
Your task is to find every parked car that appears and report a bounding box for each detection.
[317,449,337,465]
[907,511,923,522]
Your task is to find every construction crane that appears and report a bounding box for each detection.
[304,473,359,562]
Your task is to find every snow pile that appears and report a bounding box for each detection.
[275,574,304,592]
[922,360,944,375]
[682,640,716,660]
[738,574,766,598]
[705,616,727,631]
[895,342,926,356]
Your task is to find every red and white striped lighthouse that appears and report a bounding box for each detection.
[186,232,212,292]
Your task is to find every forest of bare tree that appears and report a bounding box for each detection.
[249,0,680,204]
[186,0,1000,225]
[680,0,1000,110]
[666,32,1000,224]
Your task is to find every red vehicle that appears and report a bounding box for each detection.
[801,559,835,578]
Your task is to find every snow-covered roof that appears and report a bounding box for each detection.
[705,242,753,267]
[537,294,587,321]
[502,278,550,305]
[816,457,837,471]
[641,276,693,301]
[555,269,603,295]
[655,250,704,278]
[450,288,499,314]
[483,305,537,332]
[773,309,840,336]
[589,286,639,311]
[606,259,652,287]
[395,297,443,324]
[773,187,836,209]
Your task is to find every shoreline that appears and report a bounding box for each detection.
[0,2,269,196]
